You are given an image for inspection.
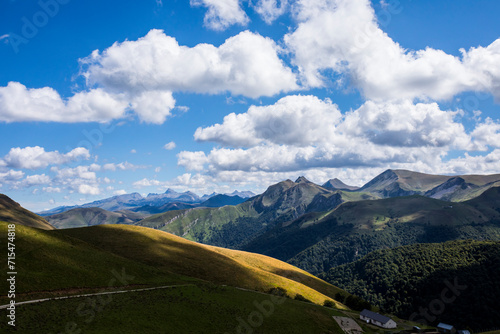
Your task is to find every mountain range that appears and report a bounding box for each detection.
[38,170,500,259]
[38,188,255,216]
[358,169,500,201]
[2,168,500,330]
[131,169,500,253]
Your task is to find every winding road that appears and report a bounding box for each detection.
[0,284,194,310]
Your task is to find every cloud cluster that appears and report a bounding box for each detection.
[195,95,342,147]
[3,0,499,126]
[2,0,500,200]
[0,145,142,196]
[0,83,128,123]
[102,162,143,172]
[0,170,25,182]
[187,0,500,101]
[0,146,90,169]
[0,81,180,125]
[186,96,480,171]
[471,118,500,150]
[83,29,297,99]
[1,27,297,124]
[172,0,500,191]
[175,94,500,192]
[285,0,500,101]
[196,96,474,151]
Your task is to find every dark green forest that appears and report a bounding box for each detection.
[323,240,500,331]
[287,221,500,275]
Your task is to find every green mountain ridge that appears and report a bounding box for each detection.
[136,177,374,248]
[34,169,500,234]
[282,190,500,275]
[0,194,54,230]
[127,176,500,284]
[45,207,148,229]
[242,193,499,273]
[133,170,500,250]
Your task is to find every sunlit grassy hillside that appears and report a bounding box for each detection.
[58,224,347,307]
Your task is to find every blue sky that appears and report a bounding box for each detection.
[1,0,500,211]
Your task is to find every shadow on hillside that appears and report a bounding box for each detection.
[55,225,338,302]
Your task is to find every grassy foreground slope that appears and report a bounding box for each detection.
[0,221,347,308]
[58,224,346,307]
[3,285,348,334]
[0,221,190,298]
[323,240,500,330]
[0,194,54,230]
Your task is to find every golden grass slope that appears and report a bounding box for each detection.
[58,224,348,308]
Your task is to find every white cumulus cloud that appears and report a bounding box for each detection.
[0,146,90,169]
[0,82,128,123]
[82,29,298,99]
[130,90,176,124]
[470,118,500,150]
[190,0,249,30]
[164,141,176,150]
[177,151,209,171]
[181,95,488,175]
[102,162,142,172]
[285,0,500,101]
[253,0,289,24]
[0,170,25,181]
[133,178,163,188]
[195,95,342,147]
[78,184,101,195]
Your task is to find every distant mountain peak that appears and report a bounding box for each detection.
[322,178,359,191]
[295,176,311,183]
[381,169,399,177]
[115,192,143,200]
[164,188,179,194]
[227,190,256,198]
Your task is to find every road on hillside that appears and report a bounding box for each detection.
[0,284,195,310]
